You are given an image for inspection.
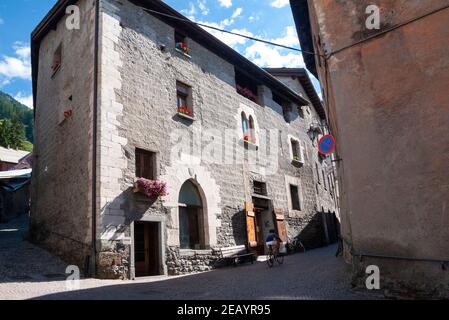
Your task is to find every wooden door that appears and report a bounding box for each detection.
[254,210,266,255]
[134,222,160,277]
[274,208,288,243]
[245,202,257,250]
[135,223,147,276]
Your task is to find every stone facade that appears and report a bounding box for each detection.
[32,0,339,279]
[30,0,95,269]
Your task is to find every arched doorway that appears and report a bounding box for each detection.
[179,180,205,250]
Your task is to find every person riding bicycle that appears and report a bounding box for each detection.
[266,229,282,255]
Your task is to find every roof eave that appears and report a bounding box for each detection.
[290,0,318,79]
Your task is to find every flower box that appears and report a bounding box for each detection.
[243,133,256,144]
[133,178,168,199]
[237,85,258,103]
[178,107,194,117]
[176,42,189,55]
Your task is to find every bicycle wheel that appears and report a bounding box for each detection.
[266,251,274,268]
[276,253,284,265]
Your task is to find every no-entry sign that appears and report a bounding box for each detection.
[318,135,335,155]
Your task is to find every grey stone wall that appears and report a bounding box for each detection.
[94,0,339,277]
[32,0,340,279]
[31,0,95,269]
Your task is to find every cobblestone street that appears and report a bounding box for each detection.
[0,216,382,300]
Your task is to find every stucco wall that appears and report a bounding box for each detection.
[31,0,95,269]
[308,0,449,297]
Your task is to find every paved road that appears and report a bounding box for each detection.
[0,216,382,300]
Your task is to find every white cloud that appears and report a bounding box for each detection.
[199,19,254,48]
[0,18,4,25]
[231,7,243,19]
[182,3,197,16]
[14,92,33,109]
[218,0,232,8]
[270,0,290,8]
[198,0,209,15]
[245,41,304,68]
[0,42,31,84]
[244,27,305,68]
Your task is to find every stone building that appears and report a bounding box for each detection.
[291,0,449,297]
[31,0,339,279]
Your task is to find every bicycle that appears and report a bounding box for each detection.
[266,242,284,268]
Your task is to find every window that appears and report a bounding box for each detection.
[235,69,259,104]
[136,148,156,180]
[248,116,256,144]
[253,181,267,196]
[241,112,256,144]
[316,163,321,184]
[241,112,248,137]
[179,180,204,250]
[175,30,189,55]
[289,185,301,211]
[177,81,193,118]
[51,44,62,75]
[291,139,301,162]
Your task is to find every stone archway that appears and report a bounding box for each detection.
[161,161,221,248]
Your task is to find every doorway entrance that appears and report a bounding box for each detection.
[252,197,275,255]
[134,221,161,277]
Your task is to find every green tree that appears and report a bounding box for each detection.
[9,115,26,149]
[0,116,27,150]
[0,119,12,148]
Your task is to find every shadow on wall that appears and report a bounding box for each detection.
[230,208,247,246]
[289,212,340,252]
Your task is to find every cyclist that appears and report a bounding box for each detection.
[266,229,282,255]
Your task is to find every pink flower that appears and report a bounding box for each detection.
[135,178,168,198]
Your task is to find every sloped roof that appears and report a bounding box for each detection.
[0,147,30,164]
[0,168,32,180]
[31,0,310,111]
[264,68,325,119]
[290,0,318,78]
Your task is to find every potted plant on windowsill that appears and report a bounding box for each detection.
[178,107,193,117]
[176,42,190,55]
[132,178,168,200]
[236,85,258,103]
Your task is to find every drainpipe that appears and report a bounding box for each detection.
[355,252,449,270]
[90,0,100,278]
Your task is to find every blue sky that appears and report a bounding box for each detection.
[0,0,317,109]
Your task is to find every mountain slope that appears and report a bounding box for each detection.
[0,91,34,143]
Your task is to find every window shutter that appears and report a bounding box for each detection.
[245,202,257,248]
[274,208,288,243]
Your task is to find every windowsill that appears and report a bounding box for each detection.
[288,209,303,216]
[179,249,212,257]
[241,139,258,150]
[291,159,304,166]
[175,48,191,59]
[51,65,61,78]
[177,112,195,121]
[252,193,271,200]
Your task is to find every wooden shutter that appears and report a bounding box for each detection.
[245,202,257,248]
[274,208,288,243]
